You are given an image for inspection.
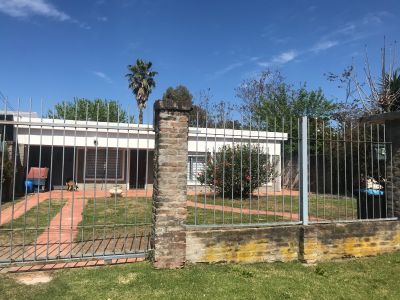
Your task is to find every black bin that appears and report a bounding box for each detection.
[355,189,386,219]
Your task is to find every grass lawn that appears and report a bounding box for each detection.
[76,197,153,242]
[74,194,358,232]
[0,199,66,246]
[186,194,357,225]
[1,252,400,299]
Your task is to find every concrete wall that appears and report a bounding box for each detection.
[186,220,400,264]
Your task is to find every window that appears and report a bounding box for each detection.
[85,149,124,179]
[187,155,205,182]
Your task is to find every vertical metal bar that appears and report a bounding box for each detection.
[256,117,260,223]
[33,100,44,260]
[357,123,361,219]
[21,99,32,261]
[22,99,32,261]
[103,103,110,244]
[300,116,309,225]
[45,105,56,259]
[383,123,388,218]
[123,105,131,253]
[91,104,100,257]
[240,114,243,224]
[290,117,293,221]
[336,121,340,220]
[281,117,285,222]
[0,99,7,227]
[194,111,199,225]
[322,120,326,219]
[249,115,252,223]
[377,123,381,218]
[344,121,348,219]
[58,101,66,258]
[9,98,20,262]
[222,111,226,223]
[363,123,368,219]
[69,100,78,258]
[80,102,89,252]
[231,120,235,224]
[315,118,319,220]
[350,122,355,219]
[113,106,120,255]
[273,117,277,221]
[204,112,208,224]
[370,124,374,218]
[213,118,217,224]
[329,125,333,219]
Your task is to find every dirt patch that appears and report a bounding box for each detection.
[14,272,53,285]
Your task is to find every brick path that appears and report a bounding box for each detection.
[0,188,305,266]
[0,193,49,225]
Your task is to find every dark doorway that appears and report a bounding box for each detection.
[129,150,153,189]
[27,146,75,188]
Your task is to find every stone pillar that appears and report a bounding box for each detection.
[152,97,192,268]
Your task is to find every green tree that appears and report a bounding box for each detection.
[198,144,278,198]
[126,59,158,124]
[237,70,338,155]
[47,98,131,122]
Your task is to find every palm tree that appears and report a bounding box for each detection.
[126,59,158,124]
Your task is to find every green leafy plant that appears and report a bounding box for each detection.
[197,144,279,198]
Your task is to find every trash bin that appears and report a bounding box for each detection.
[354,189,386,219]
[25,180,33,193]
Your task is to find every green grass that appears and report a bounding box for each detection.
[76,197,153,242]
[186,194,357,225]
[74,194,358,230]
[1,252,400,299]
[0,199,66,246]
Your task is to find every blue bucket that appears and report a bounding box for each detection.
[25,180,33,193]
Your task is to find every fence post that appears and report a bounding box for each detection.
[151,97,192,269]
[300,116,309,225]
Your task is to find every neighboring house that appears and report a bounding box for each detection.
[3,113,287,192]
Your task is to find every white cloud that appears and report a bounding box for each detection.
[312,40,338,53]
[272,50,298,64]
[0,0,90,29]
[258,50,298,67]
[0,0,70,20]
[92,71,112,83]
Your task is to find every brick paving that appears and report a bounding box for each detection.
[0,188,303,270]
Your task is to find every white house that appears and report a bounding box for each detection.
[3,113,287,192]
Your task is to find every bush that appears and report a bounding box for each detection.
[197,144,279,198]
[0,147,13,201]
[162,85,192,105]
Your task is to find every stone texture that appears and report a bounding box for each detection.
[186,221,400,264]
[152,99,192,269]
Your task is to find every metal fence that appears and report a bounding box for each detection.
[0,100,397,266]
[0,101,153,265]
[187,113,396,226]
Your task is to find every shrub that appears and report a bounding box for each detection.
[197,144,279,198]
[162,85,192,105]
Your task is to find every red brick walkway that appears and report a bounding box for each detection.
[24,194,86,259]
[0,193,49,225]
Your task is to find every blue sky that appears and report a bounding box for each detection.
[0,0,399,121]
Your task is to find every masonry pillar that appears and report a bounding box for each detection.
[152,97,192,269]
